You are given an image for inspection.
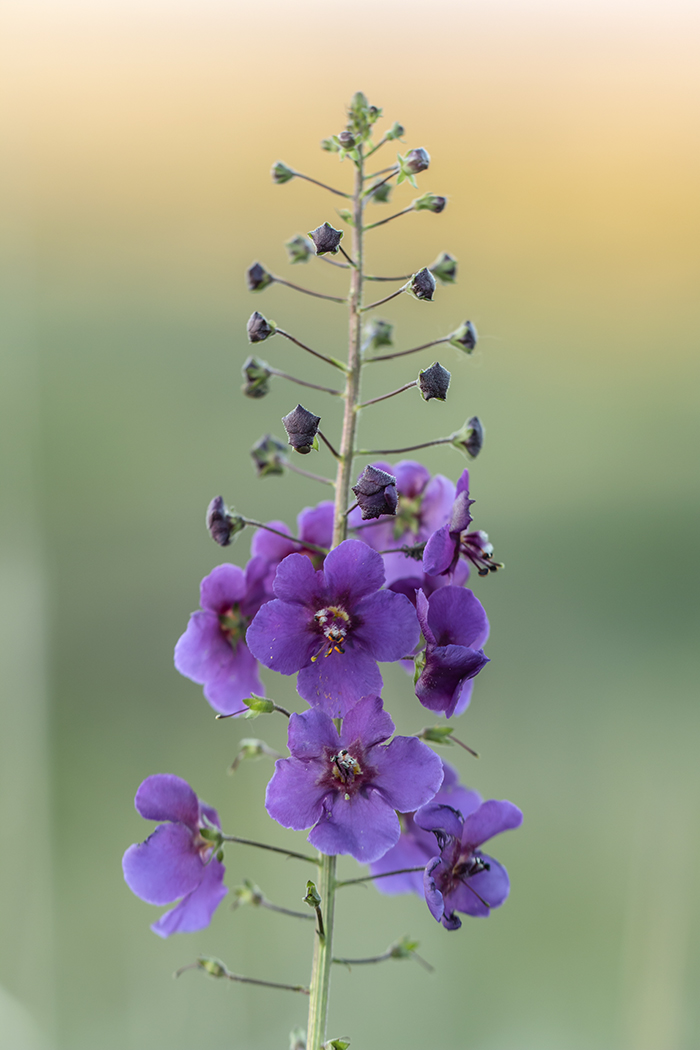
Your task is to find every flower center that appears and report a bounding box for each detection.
[218,605,248,647]
[459,532,503,576]
[311,605,351,660]
[393,494,423,540]
[331,748,362,784]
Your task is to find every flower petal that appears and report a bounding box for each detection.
[323,540,386,604]
[287,707,340,760]
[427,586,489,649]
[250,520,296,563]
[462,800,523,849]
[455,469,470,498]
[419,474,456,535]
[449,855,510,918]
[134,774,199,829]
[423,856,450,925]
[369,832,429,896]
[296,646,384,719]
[394,460,430,498]
[122,823,203,905]
[414,801,465,841]
[372,736,444,812]
[150,859,228,937]
[199,564,247,613]
[202,641,264,715]
[174,611,231,684]
[245,599,318,674]
[309,788,400,863]
[340,694,394,750]
[353,590,420,662]
[422,525,457,576]
[298,501,334,549]
[265,757,329,830]
[272,552,326,605]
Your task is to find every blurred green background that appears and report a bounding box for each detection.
[1,1,699,1047]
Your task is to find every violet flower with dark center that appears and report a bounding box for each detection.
[414,586,489,718]
[246,539,420,717]
[251,499,334,589]
[174,560,269,715]
[352,464,398,520]
[265,695,444,863]
[415,798,523,928]
[369,761,481,895]
[423,468,503,578]
[122,774,228,937]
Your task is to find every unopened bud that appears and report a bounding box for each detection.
[363,318,393,352]
[369,182,392,204]
[452,416,484,459]
[419,725,455,745]
[271,161,295,184]
[282,404,321,455]
[244,695,275,714]
[197,957,228,979]
[449,320,478,352]
[286,234,314,265]
[352,465,398,520]
[321,137,340,153]
[246,311,276,343]
[290,1029,307,1050]
[308,222,344,256]
[324,1041,350,1050]
[232,879,264,909]
[251,434,287,477]
[242,356,272,398]
[385,121,405,141]
[206,496,244,547]
[246,262,273,292]
[390,936,420,960]
[429,252,458,285]
[418,362,451,402]
[304,881,322,909]
[408,268,436,302]
[414,193,447,214]
[404,147,430,174]
[229,736,279,772]
[338,130,356,149]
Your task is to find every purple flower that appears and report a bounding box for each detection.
[251,500,334,591]
[416,798,523,928]
[369,761,482,894]
[423,469,502,578]
[246,540,420,718]
[122,774,228,937]
[414,586,489,718]
[265,695,444,863]
[174,560,269,715]
[349,460,455,587]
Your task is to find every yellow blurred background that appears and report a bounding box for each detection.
[1,1,698,1048]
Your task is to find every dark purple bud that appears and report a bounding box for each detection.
[246,263,274,293]
[414,193,447,214]
[271,161,295,184]
[404,148,430,174]
[308,222,344,256]
[418,362,451,402]
[452,417,484,459]
[285,234,314,264]
[352,465,398,520]
[370,182,392,204]
[408,268,436,302]
[282,404,321,455]
[250,434,287,477]
[449,320,478,353]
[338,130,356,149]
[246,311,276,343]
[429,252,458,285]
[206,497,244,547]
[241,356,272,399]
[362,318,394,352]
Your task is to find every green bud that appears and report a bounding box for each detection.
[390,936,420,960]
[413,648,427,686]
[419,725,455,745]
[385,121,405,141]
[320,137,340,153]
[229,737,280,773]
[232,878,264,909]
[336,209,355,227]
[324,1040,350,1050]
[448,320,478,353]
[451,416,484,459]
[241,356,272,399]
[303,881,322,909]
[250,434,287,477]
[290,1028,307,1050]
[285,234,314,264]
[271,161,295,184]
[369,182,392,204]
[362,318,393,352]
[413,193,447,214]
[197,957,228,978]
[428,251,458,285]
[199,825,223,842]
[244,694,275,714]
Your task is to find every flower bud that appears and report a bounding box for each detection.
[230,737,280,772]
[419,725,456,745]
[404,147,430,174]
[289,1029,307,1050]
[449,320,478,353]
[282,404,321,455]
[418,361,451,402]
[271,161,295,184]
[197,957,228,978]
[325,1041,350,1050]
[206,496,245,546]
[232,879,264,908]
[303,881,322,909]
[246,262,273,292]
[308,221,344,256]
[413,193,447,214]
[385,121,405,141]
[250,434,287,477]
[321,137,340,153]
[241,356,272,398]
[408,268,436,302]
[390,936,420,960]
[362,318,393,352]
[246,310,276,343]
[352,465,398,520]
[369,182,392,204]
[285,234,314,264]
[429,251,458,285]
[336,209,354,227]
[337,130,356,149]
[452,416,484,459]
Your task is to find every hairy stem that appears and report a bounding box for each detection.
[286,461,336,487]
[356,380,416,409]
[269,368,343,397]
[277,329,349,373]
[364,205,414,231]
[294,171,351,198]
[274,278,347,305]
[367,337,450,362]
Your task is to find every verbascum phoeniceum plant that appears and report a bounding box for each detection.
[123,92,522,1050]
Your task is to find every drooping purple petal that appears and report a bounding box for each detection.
[416,643,489,717]
[150,859,228,938]
[462,800,524,848]
[202,641,264,715]
[414,801,465,841]
[323,540,386,604]
[449,490,475,534]
[199,563,247,614]
[287,706,340,759]
[122,823,203,905]
[134,774,199,829]
[340,694,394,750]
[423,525,457,576]
[174,611,233,684]
[372,736,443,812]
[419,474,456,534]
[265,757,330,830]
[448,855,510,918]
[245,598,318,674]
[296,646,384,718]
[352,589,420,661]
[455,469,470,498]
[309,788,400,863]
[414,589,435,646]
[426,586,489,648]
[423,856,451,925]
